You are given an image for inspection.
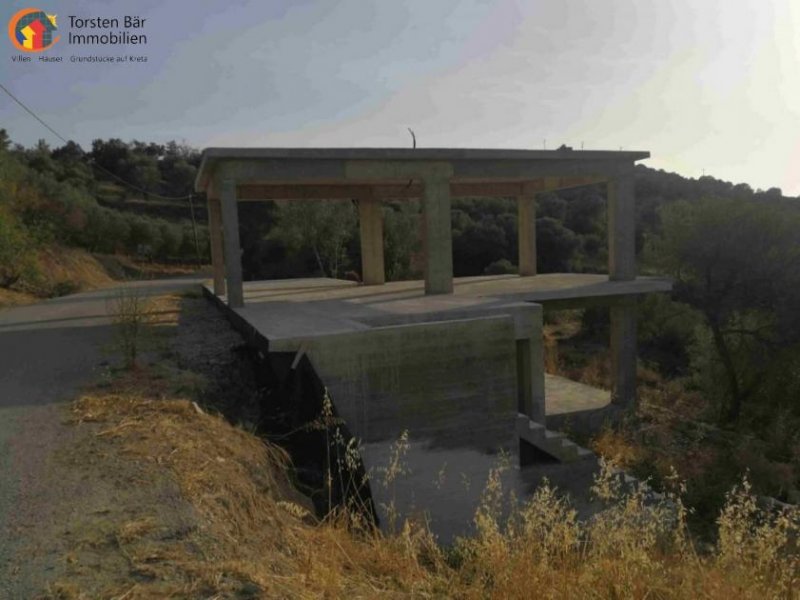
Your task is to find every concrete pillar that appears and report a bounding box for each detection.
[512,303,546,424]
[518,194,537,276]
[517,338,546,424]
[207,196,226,296]
[607,168,636,280]
[421,175,453,294]
[220,179,244,308]
[358,197,385,285]
[610,296,637,409]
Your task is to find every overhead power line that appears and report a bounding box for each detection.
[0,81,70,145]
[0,81,193,201]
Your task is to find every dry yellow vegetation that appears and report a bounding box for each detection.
[42,358,799,599]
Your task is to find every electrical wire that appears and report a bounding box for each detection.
[0,81,194,201]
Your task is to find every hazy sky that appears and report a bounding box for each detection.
[2,0,799,195]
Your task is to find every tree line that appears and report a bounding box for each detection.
[0,131,208,292]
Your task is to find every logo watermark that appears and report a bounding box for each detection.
[8,8,60,52]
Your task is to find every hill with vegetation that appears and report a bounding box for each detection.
[0,131,208,304]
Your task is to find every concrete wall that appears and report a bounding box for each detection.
[301,315,518,449]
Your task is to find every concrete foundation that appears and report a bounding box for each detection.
[205,274,669,447]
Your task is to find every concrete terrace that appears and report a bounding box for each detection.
[205,274,670,350]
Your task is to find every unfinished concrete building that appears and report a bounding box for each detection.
[195,148,671,538]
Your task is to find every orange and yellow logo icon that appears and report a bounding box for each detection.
[8,8,59,52]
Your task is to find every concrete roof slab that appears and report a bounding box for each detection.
[195,147,650,192]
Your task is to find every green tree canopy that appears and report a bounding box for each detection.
[649,197,800,422]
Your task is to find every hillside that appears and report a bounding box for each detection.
[0,132,208,304]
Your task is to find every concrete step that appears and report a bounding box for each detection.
[517,414,595,463]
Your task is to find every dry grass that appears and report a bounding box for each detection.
[0,286,37,308]
[1,245,204,309]
[45,361,800,599]
[36,246,115,291]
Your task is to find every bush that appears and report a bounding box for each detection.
[536,217,579,272]
[107,285,156,369]
[49,280,81,298]
[0,209,38,288]
[484,259,517,275]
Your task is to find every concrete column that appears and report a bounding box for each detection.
[421,175,453,294]
[358,197,385,285]
[610,296,637,409]
[220,179,244,308]
[517,338,546,424]
[607,168,636,280]
[512,303,546,424]
[518,194,537,276]
[207,196,226,296]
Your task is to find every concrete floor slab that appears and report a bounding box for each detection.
[206,273,670,350]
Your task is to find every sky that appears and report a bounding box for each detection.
[2,0,799,195]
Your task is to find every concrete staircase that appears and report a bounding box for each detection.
[516,414,595,463]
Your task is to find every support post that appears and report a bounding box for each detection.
[607,167,636,280]
[518,194,537,276]
[513,303,546,424]
[610,296,637,409]
[220,178,244,308]
[358,197,385,285]
[207,195,226,296]
[517,338,546,424]
[421,174,453,294]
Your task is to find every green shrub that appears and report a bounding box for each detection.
[484,258,517,275]
[0,209,38,288]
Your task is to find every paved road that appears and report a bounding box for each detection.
[0,278,203,595]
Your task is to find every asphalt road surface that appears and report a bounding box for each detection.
[0,278,202,595]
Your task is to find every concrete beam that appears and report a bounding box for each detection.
[220,178,245,308]
[518,195,537,276]
[610,296,637,409]
[608,168,636,280]
[197,151,645,190]
[207,196,226,296]
[238,183,376,201]
[344,160,454,181]
[421,174,454,295]
[236,177,608,202]
[358,198,385,285]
